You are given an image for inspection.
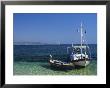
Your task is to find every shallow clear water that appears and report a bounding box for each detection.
[14,60,97,75]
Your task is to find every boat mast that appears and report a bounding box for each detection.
[81,22,83,58]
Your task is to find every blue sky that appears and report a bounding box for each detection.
[14,13,97,44]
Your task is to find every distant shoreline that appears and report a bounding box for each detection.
[14,44,97,45]
[14,42,97,45]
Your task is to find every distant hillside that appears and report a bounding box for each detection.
[14,42,97,45]
[14,42,47,45]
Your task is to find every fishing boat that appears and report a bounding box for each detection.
[71,22,91,67]
[49,22,91,68]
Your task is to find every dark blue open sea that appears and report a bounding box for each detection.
[14,44,97,75]
[14,44,97,62]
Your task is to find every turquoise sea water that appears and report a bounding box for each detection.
[14,60,97,75]
[14,44,97,75]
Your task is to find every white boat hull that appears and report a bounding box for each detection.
[73,60,90,67]
[49,59,75,69]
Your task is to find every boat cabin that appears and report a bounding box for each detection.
[70,46,89,61]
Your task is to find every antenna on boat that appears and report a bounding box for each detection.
[67,47,70,54]
[81,21,83,58]
[72,42,74,47]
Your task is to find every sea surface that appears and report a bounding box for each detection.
[14,44,97,75]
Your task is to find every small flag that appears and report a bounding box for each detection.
[85,30,86,34]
